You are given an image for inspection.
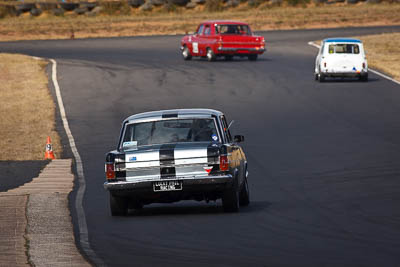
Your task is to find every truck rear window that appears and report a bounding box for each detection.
[122,119,219,146]
[215,24,251,35]
[328,44,360,54]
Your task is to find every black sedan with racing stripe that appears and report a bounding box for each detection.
[104,109,249,216]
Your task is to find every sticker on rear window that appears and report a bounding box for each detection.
[211,134,218,142]
[123,141,137,150]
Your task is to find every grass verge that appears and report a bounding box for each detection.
[0,54,62,160]
[0,3,399,41]
[357,33,400,81]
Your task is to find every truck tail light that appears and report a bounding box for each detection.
[105,163,115,179]
[220,155,229,171]
[362,62,365,68]
[324,62,327,68]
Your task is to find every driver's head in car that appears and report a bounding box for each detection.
[192,119,213,142]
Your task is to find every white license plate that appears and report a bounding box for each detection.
[153,181,183,192]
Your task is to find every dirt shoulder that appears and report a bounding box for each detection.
[0,54,62,160]
[0,3,400,41]
[357,33,400,81]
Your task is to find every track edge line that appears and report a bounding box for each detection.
[49,58,106,267]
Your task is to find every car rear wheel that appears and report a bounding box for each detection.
[359,73,368,82]
[319,73,325,82]
[130,201,143,210]
[248,54,258,61]
[222,181,239,212]
[207,48,216,62]
[225,55,233,61]
[182,46,192,60]
[239,176,250,206]
[110,193,128,216]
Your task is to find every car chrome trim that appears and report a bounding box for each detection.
[104,174,233,190]
[217,47,266,52]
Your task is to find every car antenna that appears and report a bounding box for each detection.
[226,120,235,131]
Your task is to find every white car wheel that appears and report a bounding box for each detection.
[359,73,368,82]
[182,46,192,60]
[207,48,216,62]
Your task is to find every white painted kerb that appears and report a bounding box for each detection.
[50,59,105,266]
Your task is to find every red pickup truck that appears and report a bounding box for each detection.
[180,20,266,61]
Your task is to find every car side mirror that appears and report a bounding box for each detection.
[234,135,244,143]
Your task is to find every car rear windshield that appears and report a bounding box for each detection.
[215,24,251,35]
[328,44,360,54]
[122,118,219,147]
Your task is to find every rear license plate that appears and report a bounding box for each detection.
[153,181,183,192]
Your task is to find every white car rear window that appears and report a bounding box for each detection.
[328,44,360,54]
[123,119,219,146]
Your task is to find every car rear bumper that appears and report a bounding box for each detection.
[217,47,266,54]
[320,69,368,77]
[104,174,233,191]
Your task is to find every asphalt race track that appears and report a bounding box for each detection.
[2,26,400,267]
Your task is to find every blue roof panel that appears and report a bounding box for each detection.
[324,38,362,43]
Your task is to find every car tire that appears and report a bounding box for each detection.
[16,3,35,13]
[222,180,239,212]
[130,201,143,210]
[225,55,233,61]
[248,54,258,61]
[360,73,368,82]
[110,193,128,216]
[30,8,42,16]
[319,73,325,82]
[207,48,216,62]
[182,46,192,60]
[315,73,319,81]
[239,176,250,206]
[59,2,79,11]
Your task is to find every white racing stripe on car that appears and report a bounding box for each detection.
[174,146,208,163]
[125,150,161,181]
[175,145,209,177]
[308,41,400,85]
[125,150,160,167]
[123,145,211,180]
[50,59,105,266]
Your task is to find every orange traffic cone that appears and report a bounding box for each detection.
[45,136,55,160]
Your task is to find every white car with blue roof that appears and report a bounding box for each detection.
[315,38,368,82]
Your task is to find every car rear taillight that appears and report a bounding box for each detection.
[105,163,115,179]
[220,155,229,171]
